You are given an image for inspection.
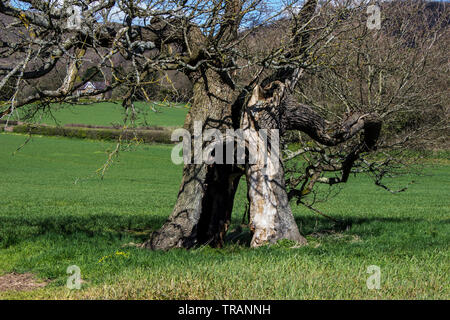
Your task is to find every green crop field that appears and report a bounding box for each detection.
[0,132,448,299]
[9,101,189,128]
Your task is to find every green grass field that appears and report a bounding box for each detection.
[9,101,189,128]
[0,132,448,299]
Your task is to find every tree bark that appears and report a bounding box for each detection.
[243,85,307,247]
[146,163,242,249]
[144,68,243,250]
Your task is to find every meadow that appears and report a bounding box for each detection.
[0,104,448,299]
[9,101,189,128]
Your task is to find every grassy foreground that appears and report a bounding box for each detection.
[0,133,449,299]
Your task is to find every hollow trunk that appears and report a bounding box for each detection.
[145,73,307,250]
[242,107,307,247]
[147,162,242,249]
[145,68,243,250]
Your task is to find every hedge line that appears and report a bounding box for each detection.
[3,124,174,144]
[0,119,167,131]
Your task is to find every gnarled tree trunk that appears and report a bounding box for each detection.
[144,0,380,250]
[145,68,244,250]
[243,85,307,247]
[146,80,311,250]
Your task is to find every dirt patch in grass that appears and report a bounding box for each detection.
[0,273,48,292]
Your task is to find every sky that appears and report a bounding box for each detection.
[9,0,449,26]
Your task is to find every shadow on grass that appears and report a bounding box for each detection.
[1,213,448,249]
[0,213,166,249]
[224,216,450,246]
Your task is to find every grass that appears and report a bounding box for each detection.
[8,101,189,128]
[0,132,449,299]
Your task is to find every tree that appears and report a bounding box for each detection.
[282,0,449,207]
[0,0,448,250]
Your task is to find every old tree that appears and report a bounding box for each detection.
[0,0,448,249]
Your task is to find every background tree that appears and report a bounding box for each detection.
[0,0,448,250]
[283,0,449,208]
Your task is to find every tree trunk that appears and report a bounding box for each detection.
[245,158,307,247]
[147,162,242,249]
[146,77,309,250]
[144,68,243,250]
[243,85,307,247]
[146,72,380,250]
